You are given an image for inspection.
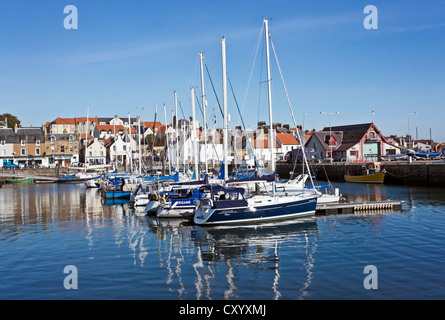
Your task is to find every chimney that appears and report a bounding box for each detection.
[14,123,18,133]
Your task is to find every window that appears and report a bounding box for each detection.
[51,136,56,144]
[350,150,358,157]
[324,135,336,146]
[21,140,26,146]
[69,136,74,143]
[51,146,55,153]
[69,146,73,153]
[35,148,40,156]
[21,148,26,156]
[60,146,65,153]
[1,149,5,156]
[36,140,40,146]
[1,140,4,146]
[89,152,92,157]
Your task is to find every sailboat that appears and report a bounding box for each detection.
[194,24,318,225]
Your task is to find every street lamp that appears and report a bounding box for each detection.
[408,112,418,150]
[320,111,339,162]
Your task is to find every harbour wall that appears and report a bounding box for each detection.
[276,161,445,187]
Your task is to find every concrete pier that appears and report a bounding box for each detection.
[276,161,445,187]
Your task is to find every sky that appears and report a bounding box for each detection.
[0,0,444,140]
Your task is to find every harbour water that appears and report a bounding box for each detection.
[0,182,444,300]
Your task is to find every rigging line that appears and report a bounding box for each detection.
[268,35,317,189]
[177,97,187,120]
[227,72,264,177]
[241,22,264,115]
[204,61,224,119]
[194,90,204,120]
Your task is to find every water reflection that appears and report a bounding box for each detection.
[133,215,320,300]
[3,182,442,299]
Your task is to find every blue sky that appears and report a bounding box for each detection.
[1,0,444,140]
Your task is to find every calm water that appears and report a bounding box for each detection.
[0,181,444,300]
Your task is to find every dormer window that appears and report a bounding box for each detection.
[325,135,337,146]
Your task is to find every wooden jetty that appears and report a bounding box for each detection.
[316,200,405,215]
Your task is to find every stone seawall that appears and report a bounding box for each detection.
[276,161,445,187]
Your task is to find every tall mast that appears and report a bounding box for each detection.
[213,107,216,169]
[174,91,179,172]
[191,87,199,178]
[163,103,171,175]
[221,37,229,181]
[152,105,158,168]
[85,105,89,170]
[199,52,208,174]
[128,112,133,173]
[264,19,275,174]
[137,114,142,175]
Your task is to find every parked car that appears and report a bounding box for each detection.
[2,163,18,168]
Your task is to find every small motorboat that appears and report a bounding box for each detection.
[344,162,386,184]
[85,179,100,188]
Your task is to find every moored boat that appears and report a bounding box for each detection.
[344,162,386,184]
[194,185,318,225]
[5,177,34,184]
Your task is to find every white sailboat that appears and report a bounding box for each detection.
[194,24,318,225]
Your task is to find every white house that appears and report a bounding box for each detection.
[82,138,107,166]
[106,134,137,166]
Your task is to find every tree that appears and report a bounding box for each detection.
[0,113,21,128]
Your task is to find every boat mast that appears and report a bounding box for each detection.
[221,36,229,181]
[163,103,171,175]
[128,112,133,173]
[191,87,199,179]
[85,106,89,170]
[174,91,179,172]
[264,19,275,174]
[199,52,208,174]
[138,114,142,175]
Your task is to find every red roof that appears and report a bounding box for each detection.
[141,121,162,128]
[96,125,136,134]
[276,133,299,145]
[74,117,98,124]
[53,117,75,125]
[78,133,94,139]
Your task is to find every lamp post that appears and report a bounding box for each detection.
[408,112,417,150]
[320,111,339,162]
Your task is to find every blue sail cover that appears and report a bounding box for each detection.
[144,172,179,182]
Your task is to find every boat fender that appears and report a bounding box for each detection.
[160,195,166,205]
[153,194,158,201]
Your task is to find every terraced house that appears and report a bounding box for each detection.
[0,126,47,167]
[44,133,80,166]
